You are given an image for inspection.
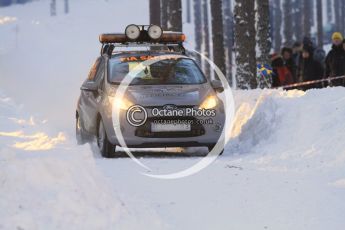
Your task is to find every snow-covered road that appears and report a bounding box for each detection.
[1,1,345,229]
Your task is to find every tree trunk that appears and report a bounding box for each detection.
[273,0,282,52]
[168,0,182,31]
[161,0,169,30]
[234,0,257,89]
[150,0,161,25]
[186,0,192,23]
[334,0,340,32]
[202,0,211,78]
[303,0,312,37]
[339,0,344,34]
[293,0,303,42]
[50,0,56,16]
[326,0,333,23]
[64,0,69,14]
[316,0,323,47]
[223,0,233,83]
[211,0,226,78]
[282,0,293,46]
[256,0,271,64]
[194,0,203,65]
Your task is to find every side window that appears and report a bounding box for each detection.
[94,59,105,82]
[87,57,102,81]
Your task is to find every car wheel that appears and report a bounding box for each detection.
[208,144,224,155]
[76,115,87,145]
[97,119,115,158]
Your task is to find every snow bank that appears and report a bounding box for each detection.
[230,88,345,172]
[0,94,163,230]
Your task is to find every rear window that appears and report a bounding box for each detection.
[108,56,206,85]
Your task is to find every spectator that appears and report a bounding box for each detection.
[281,47,297,82]
[298,45,324,90]
[292,42,303,66]
[325,32,345,86]
[270,53,294,87]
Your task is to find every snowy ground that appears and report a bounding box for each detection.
[1,1,345,230]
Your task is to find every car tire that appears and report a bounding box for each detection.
[208,144,224,155]
[76,115,88,145]
[97,119,115,158]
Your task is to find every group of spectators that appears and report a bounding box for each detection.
[270,32,345,90]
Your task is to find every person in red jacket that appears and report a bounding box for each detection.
[270,53,294,87]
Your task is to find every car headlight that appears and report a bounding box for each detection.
[108,96,133,110]
[199,95,218,110]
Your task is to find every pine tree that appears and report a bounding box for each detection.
[316,0,323,47]
[194,0,203,65]
[234,0,257,89]
[282,0,293,46]
[202,0,211,78]
[210,0,226,77]
[168,0,182,31]
[150,0,161,25]
[256,0,271,64]
[223,0,233,83]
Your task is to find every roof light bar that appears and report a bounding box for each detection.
[99,24,186,44]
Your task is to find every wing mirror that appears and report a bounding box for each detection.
[211,80,224,93]
[80,82,98,92]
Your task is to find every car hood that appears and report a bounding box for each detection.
[111,84,214,106]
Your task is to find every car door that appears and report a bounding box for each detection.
[79,57,105,134]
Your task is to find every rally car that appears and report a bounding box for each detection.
[76,24,226,157]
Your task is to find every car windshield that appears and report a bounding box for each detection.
[108,56,206,85]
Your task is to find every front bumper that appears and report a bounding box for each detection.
[103,106,225,148]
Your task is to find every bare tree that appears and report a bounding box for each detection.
[194,0,203,65]
[150,0,161,25]
[282,0,293,46]
[234,0,257,89]
[168,0,182,31]
[303,0,312,37]
[202,0,211,78]
[50,0,56,16]
[316,0,323,47]
[223,0,233,83]
[272,0,282,52]
[256,0,271,64]
[211,0,226,77]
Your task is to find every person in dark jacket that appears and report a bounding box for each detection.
[292,42,303,67]
[298,45,324,90]
[325,32,345,86]
[281,47,297,82]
